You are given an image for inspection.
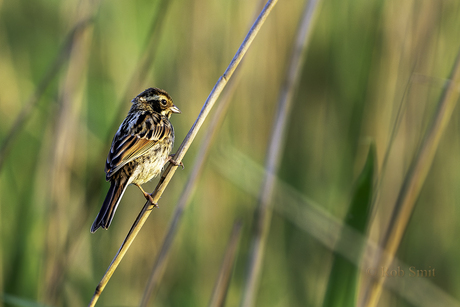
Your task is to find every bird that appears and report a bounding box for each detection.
[91,87,181,233]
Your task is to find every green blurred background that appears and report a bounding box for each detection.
[1,0,460,306]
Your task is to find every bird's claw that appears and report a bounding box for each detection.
[168,154,184,169]
[145,193,158,207]
[135,183,158,207]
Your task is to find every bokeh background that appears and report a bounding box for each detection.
[1,0,460,306]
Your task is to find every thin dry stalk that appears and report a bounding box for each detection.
[240,0,321,306]
[208,220,243,307]
[87,1,279,306]
[364,49,460,307]
[369,0,439,233]
[0,18,94,172]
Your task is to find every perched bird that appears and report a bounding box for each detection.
[91,88,181,233]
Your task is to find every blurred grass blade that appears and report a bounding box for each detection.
[365,49,460,307]
[0,17,94,172]
[1,294,51,307]
[87,1,279,306]
[43,0,97,303]
[208,221,243,307]
[322,145,375,307]
[241,0,321,306]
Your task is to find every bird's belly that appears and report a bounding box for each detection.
[130,144,171,185]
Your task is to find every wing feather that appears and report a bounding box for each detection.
[105,112,171,178]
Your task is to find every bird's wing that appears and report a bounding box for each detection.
[105,112,171,178]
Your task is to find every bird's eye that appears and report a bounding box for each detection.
[161,99,167,106]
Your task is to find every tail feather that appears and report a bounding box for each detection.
[91,178,129,233]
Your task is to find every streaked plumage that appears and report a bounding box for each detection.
[91,88,180,233]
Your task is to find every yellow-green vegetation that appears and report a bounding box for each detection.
[1,0,460,306]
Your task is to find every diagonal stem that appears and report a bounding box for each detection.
[208,220,244,307]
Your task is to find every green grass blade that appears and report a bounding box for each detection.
[1,294,51,307]
[322,144,375,307]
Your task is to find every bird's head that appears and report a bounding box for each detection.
[132,87,181,118]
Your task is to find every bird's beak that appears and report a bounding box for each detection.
[170,105,181,114]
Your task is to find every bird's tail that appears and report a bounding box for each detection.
[91,177,129,233]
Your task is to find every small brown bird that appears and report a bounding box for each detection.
[91,88,181,233]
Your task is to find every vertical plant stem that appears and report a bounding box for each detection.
[208,220,243,307]
[87,1,279,306]
[240,0,321,306]
[365,49,460,307]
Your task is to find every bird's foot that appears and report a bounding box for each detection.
[135,183,159,207]
[167,154,184,169]
[144,193,159,208]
